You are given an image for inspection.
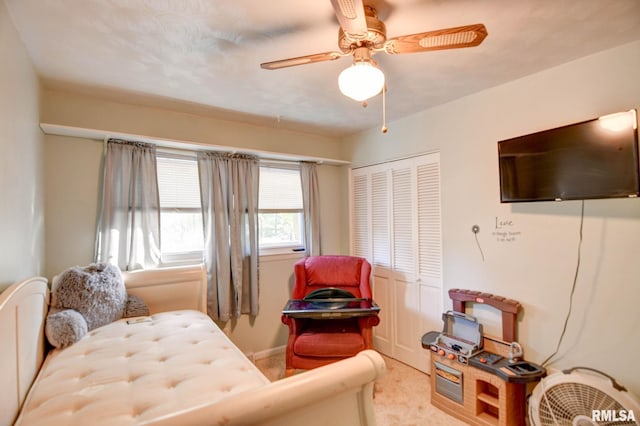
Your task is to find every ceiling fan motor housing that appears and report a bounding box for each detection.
[338,7,387,52]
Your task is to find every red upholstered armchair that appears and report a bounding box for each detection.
[282,255,380,376]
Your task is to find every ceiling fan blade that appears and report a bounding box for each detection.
[330,0,368,40]
[260,51,343,70]
[384,23,488,54]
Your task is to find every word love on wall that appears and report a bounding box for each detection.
[492,217,522,243]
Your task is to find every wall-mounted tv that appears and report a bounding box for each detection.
[498,110,639,203]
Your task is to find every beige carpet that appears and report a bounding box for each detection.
[254,352,467,426]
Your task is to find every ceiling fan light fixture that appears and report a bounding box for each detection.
[338,60,385,102]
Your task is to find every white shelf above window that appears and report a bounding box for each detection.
[40,123,350,166]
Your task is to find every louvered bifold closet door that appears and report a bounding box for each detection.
[371,170,391,269]
[370,168,392,354]
[389,161,421,367]
[350,166,393,353]
[416,154,443,371]
[417,157,442,285]
[350,172,370,260]
[391,167,415,275]
[349,152,442,373]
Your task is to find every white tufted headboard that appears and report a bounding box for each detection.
[0,276,49,426]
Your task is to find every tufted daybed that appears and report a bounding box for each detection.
[0,264,386,426]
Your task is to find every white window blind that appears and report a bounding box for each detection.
[258,164,305,251]
[259,166,303,211]
[157,154,201,209]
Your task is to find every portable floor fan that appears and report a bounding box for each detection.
[529,367,640,426]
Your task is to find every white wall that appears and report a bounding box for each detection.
[42,92,348,353]
[43,135,103,277]
[0,0,44,289]
[343,41,640,395]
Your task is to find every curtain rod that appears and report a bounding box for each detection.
[118,139,302,165]
[41,123,350,166]
[155,146,302,166]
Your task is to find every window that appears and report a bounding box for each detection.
[156,152,204,264]
[156,155,305,260]
[258,164,305,253]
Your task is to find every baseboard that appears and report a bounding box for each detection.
[252,345,286,361]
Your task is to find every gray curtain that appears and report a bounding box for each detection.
[300,162,321,256]
[94,139,161,271]
[197,152,259,321]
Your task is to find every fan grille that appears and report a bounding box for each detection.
[538,382,634,425]
[419,31,477,48]
[336,0,358,19]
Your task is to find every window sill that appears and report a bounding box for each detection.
[259,251,306,263]
[157,250,306,267]
[157,261,203,269]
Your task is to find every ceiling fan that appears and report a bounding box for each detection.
[260,0,488,103]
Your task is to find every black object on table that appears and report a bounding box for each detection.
[282,287,380,319]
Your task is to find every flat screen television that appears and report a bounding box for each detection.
[498,110,640,203]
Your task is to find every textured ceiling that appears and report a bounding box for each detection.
[6,0,640,137]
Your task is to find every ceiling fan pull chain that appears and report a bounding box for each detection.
[381,85,388,133]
